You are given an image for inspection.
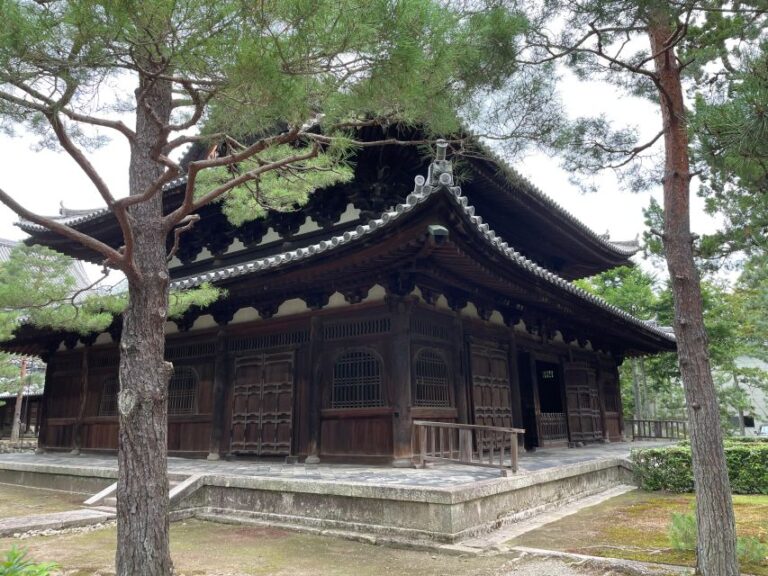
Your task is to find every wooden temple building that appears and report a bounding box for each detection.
[4,134,675,464]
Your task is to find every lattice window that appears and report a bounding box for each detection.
[414,349,451,407]
[168,366,198,415]
[99,376,119,417]
[411,317,452,342]
[227,330,309,353]
[166,342,215,361]
[331,350,384,409]
[323,318,390,340]
[91,353,119,369]
[605,393,620,413]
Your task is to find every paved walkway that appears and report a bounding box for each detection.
[0,440,669,488]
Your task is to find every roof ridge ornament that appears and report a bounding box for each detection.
[427,139,453,187]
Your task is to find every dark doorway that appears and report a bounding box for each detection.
[517,351,539,450]
[536,361,568,444]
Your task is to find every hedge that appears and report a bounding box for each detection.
[631,442,768,494]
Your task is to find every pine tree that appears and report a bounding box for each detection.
[0,2,532,573]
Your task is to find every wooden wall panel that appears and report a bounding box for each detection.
[83,421,118,449]
[168,419,212,453]
[320,412,393,457]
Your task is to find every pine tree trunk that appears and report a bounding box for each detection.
[115,71,174,576]
[10,359,26,443]
[647,15,739,576]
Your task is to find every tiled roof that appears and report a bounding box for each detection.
[16,145,637,259]
[468,141,640,257]
[171,144,674,344]
[0,384,43,399]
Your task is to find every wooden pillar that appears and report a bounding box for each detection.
[529,354,542,446]
[596,359,609,443]
[23,393,32,435]
[305,316,323,464]
[508,335,524,447]
[35,352,55,453]
[389,296,413,467]
[71,347,90,455]
[614,359,625,439]
[452,315,469,424]
[207,328,229,460]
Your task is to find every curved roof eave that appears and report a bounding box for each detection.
[168,162,674,347]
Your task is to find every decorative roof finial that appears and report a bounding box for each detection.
[435,139,448,161]
[427,139,453,187]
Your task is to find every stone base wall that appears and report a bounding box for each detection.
[174,458,633,543]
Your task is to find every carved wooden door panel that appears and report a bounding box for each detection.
[230,351,294,456]
[471,344,513,429]
[564,362,603,442]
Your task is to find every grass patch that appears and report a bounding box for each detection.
[509,491,768,574]
[0,484,84,518]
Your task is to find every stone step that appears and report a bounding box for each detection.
[0,509,114,537]
[85,476,189,509]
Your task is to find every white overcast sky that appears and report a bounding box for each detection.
[0,73,720,283]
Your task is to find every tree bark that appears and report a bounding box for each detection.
[116,71,174,576]
[648,14,739,576]
[10,359,26,443]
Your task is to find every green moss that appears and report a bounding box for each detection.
[509,491,768,574]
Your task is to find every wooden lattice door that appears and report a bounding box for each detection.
[471,344,513,428]
[564,362,603,442]
[230,351,294,456]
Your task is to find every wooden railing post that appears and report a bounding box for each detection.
[511,431,518,472]
[418,425,427,468]
[459,428,472,463]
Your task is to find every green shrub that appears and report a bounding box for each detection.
[725,437,768,444]
[667,513,768,566]
[631,442,768,494]
[668,511,697,551]
[737,536,768,565]
[0,547,57,576]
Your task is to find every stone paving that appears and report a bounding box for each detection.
[0,440,670,488]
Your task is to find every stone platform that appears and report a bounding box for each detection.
[0,442,665,545]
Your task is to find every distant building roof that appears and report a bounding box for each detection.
[0,237,91,291]
[0,383,43,399]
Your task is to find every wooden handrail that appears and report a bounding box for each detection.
[412,420,524,475]
[626,418,688,440]
[413,420,525,434]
